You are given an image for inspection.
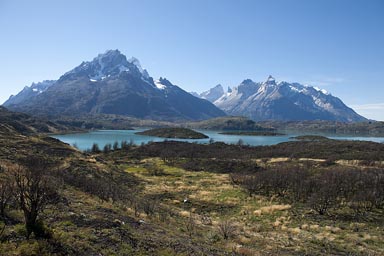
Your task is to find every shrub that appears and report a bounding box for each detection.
[8,158,60,238]
[103,143,112,153]
[147,165,165,176]
[91,143,101,153]
[234,163,384,217]
[217,220,236,240]
[113,141,119,150]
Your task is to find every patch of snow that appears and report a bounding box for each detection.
[312,95,333,110]
[289,85,308,94]
[96,55,106,79]
[118,65,129,73]
[90,79,97,82]
[32,88,38,92]
[289,85,301,93]
[313,86,329,95]
[154,80,166,90]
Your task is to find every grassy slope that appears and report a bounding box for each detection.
[0,125,383,255]
[115,156,384,255]
[0,126,229,255]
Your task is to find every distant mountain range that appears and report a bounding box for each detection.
[196,76,366,122]
[4,50,366,122]
[4,50,225,121]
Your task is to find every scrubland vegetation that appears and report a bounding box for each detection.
[1,123,384,255]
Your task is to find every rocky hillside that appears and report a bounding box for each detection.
[4,50,225,121]
[204,76,366,122]
[0,106,75,135]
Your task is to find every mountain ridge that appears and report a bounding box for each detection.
[3,50,225,121]
[202,76,366,122]
[3,51,367,122]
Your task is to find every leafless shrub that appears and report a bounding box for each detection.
[201,214,212,225]
[142,199,157,216]
[147,165,165,176]
[9,157,60,238]
[217,220,236,240]
[0,165,13,219]
[184,211,196,238]
[234,163,384,217]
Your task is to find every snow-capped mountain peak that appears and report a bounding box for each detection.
[3,80,56,106]
[61,49,151,82]
[265,75,276,84]
[203,76,366,122]
[128,57,150,79]
[199,84,224,102]
[3,51,226,121]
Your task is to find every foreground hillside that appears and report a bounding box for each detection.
[0,123,383,255]
[0,124,230,255]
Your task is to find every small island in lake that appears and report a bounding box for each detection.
[219,131,285,136]
[292,135,331,141]
[136,128,209,139]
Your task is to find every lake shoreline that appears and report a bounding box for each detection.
[51,129,384,151]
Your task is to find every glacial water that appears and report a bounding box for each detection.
[51,129,384,151]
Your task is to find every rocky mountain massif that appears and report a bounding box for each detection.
[4,50,225,121]
[199,84,225,102]
[201,76,366,122]
[4,50,367,122]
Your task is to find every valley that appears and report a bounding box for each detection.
[1,2,383,255]
[0,118,383,255]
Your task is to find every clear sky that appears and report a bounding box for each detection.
[0,0,383,120]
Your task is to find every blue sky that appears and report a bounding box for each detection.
[0,0,383,120]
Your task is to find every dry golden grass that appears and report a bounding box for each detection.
[121,158,384,255]
[259,204,292,214]
[268,157,290,163]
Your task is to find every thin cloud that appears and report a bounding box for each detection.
[305,77,346,87]
[351,103,384,121]
[352,103,384,111]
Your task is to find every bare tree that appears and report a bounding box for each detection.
[10,157,59,238]
[184,210,196,238]
[0,165,13,219]
[217,220,236,240]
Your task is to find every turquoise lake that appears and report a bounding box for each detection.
[51,129,384,151]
